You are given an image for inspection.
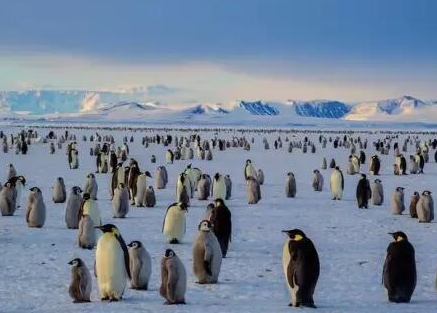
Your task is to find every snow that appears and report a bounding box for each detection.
[1,125,437,313]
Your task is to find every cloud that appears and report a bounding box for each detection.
[146,84,182,96]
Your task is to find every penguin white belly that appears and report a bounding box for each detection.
[330,173,342,198]
[16,183,23,207]
[163,209,185,241]
[96,235,127,298]
[135,176,147,205]
[246,165,257,179]
[213,181,226,200]
[165,152,172,163]
[282,242,299,306]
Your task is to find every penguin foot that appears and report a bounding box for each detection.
[109,298,119,302]
[101,297,109,301]
[169,238,180,244]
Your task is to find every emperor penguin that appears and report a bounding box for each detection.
[111,163,125,197]
[0,182,16,216]
[409,191,420,218]
[162,202,188,244]
[84,173,98,200]
[372,179,384,206]
[212,173,227,201]
[192,220,222,284]
[409,155,419,174]
[154,166,168,189]
[330,166,344,200]
[79,193,101,230]
[70,149,79,169]
[356,174,372,209]
[347,157,356,175]
[285,172,296,198]
[257,169,265,185]
[416,190,434,222]
[65,186,83,229]
[369,155,381,175]
[26,187,46,228]
[165,149,174,164]
[210,198,232,258]
[78,214,96,249]
[244,159,257,180]
[176,173,191,201]
[224,174,232,200]
[321,157,327,170]
[184,164,202,197]
[383,231,416,303]
[6,164,17,180]
[246,176,261,204]
[95,224,131,301]
[329,158,336,169]
[197,174,211,200]
[127,241,152,290]
[68,258,92,303]
[282,229,320,308]
[159,249,187,305]
[112,183,129,218]
[144,186,156,208]
[134,171,152,207]
[14,175,25,208]
[52,177,67,203]
[391,187,405,215]
[312,170,323,192]
[127,161,141,204]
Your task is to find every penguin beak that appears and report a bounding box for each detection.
[146,173,152,178]
[95,226,103,230]
[68,260,73,265]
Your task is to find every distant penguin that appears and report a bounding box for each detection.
[26,187,46,228]
[65,186,82,229]
[135,171,152,207]
[409,155,419,174]
[176,173,191,201]
[84,173,98,200]
[383,231,416,303]
[409,191,420,218]
[391,187,405,215]
[257,169,265,185]
[112,183,129,218]
[68,258,92,303]
[210,198,232,258]
[127,241,152,290]
[416,190,434,222]
[127,161,141,204]
[312,170,323,192]
[330,166,344,200]
[372,179,384,206]
[184,165,202,197]
[356,174,371,209]
[52,177,67,203]
[6,164,17,181]
[197,174,211,200]
[212,173,227,201]
[162,202,188,244]
[282,229,319,308]
[224,174,232,200]
[285,172,297,197]
[321,157,327,170]
[329,158,336,169]
[246,176,261,204]
[95,224,131,301]
[144,186,156,207]
[400,155,407,175]
[244,159,257,180]
[78,214,96,249]
[369,155,381,175]
[160,249,187,305]
[0,181,16,216]
[155,166,168,189]
[165,149,174,164]
[192,220,222,284]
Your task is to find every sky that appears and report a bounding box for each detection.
[0,0,437,103]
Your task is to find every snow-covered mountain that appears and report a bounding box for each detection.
[287,100,352,118]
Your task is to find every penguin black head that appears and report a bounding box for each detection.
[388,231,408,242]
[215,198,224,206]
[145,171,152,178]
[148,186,154,191]
[72,186,82,194]
[186,164,192,169]
[246,159,251,164]
[360,174,366,179]
[164,249,175,258]
[413,191,419,196]
[422,190,432,196]
[5,182,12,188]
[127,241,142,249]
[18,176,26,185]
[96,223,119,234]
[207,203,215,210]
[335,166,340,170]
[83,193,91,200]
[198,220,212,231]
[396,187,404,192]
[68,258,84,267]
[118,182,125,188]
[375,179,381,183]
[58,177,63,182]
[282,229,307,241]
[87,173,94,178]
[29,187,41,193]
[313,169,319,174]
[214,173,220,180]
[178,202,188,211]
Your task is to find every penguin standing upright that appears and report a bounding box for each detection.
[127,241,152,290]
[127,161,141,204]
[79,193,101,231]
[65,186,82,229]
[416,190,434,222]
[282,229,319,308]
[369,155,381,175]
[224,174,232,200]
[52,177,67,203]
[211,173,227,201]
[159,249,186,305]
[6,164,17,180]
[192,220,222,284]
[372,179,384,206]
[155,166,168,189]
[244,159,257,180]
[312,170,323,192]
[257,169,265,185]
[383,231,416,303]
[391,187,405,215]
[14,175,25,208]
[210,199,232,258]
[68,258,92,303]
[285,172,297,197]
[78,214,96,249]
[197,174,211,200]
[26,187,46,228]
[84,173,98,200]
[356,174,372,209]
[330,166,344,200]
[409,191,420,218]
[95,224,131,301]
[165,150,174,164]
[246,176,261,204]
[112,183,129,218]
[144,186,156,208]
[0,182,16,216]
[162,202,188,244]
[134,171,152,207]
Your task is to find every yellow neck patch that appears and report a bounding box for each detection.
[293,234,304,241]
[396,236,404,242]
[111,228,120,235]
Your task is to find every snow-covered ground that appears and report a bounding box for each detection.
[0,126,436,313]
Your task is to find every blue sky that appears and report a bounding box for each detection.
[0,0,436,102]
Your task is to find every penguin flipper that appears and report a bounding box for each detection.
[116,234,131,279]
[287,242,298,288]
[382,250,392,288]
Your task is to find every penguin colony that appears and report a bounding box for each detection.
[0,127,437,310]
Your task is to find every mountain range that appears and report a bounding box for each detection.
[0,90,435,125]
